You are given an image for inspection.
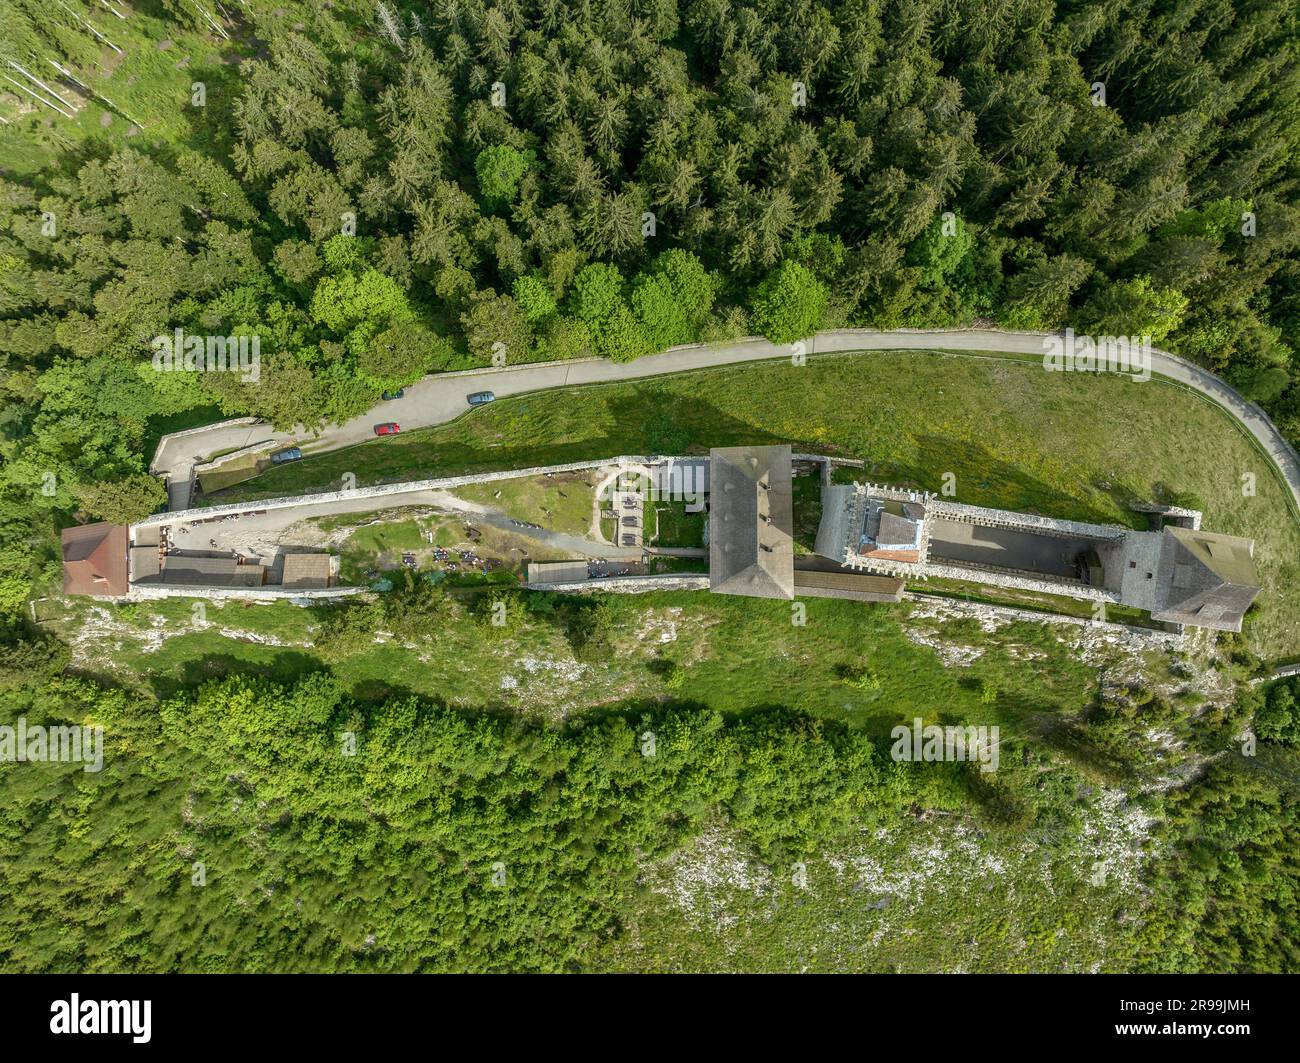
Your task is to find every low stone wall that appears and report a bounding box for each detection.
[135,454,673,529]
[922,560,1118,602]
[523,575,711,594]
[149,416,260,475]
[928,498,1127,541]
[1130,503,1202,530]
[129,584,362,603]
[792,452,860,465]
[905,592,1182,647]
[148,451,858,531]
[193,441,276,477]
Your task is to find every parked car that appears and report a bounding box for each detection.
[374,423,401,436]
[381,388,405,400]
[467,390,496,406]
[622,497,638,508]
[621,516,638,527]
[621,535,637,546]
[270,447,302,465]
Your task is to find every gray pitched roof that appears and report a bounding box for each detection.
[1152,527,1260,632]
[814,484,856,562]
[708,445,794,599]
[792,568,905,602]
[159,555,265,587]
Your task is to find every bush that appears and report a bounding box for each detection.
[567,599,615,661]
[750,260,828,344]
[1258,678,1300,746]
[473,587,526,638]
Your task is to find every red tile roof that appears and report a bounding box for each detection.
[61,523,129,597]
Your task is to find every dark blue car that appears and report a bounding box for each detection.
[467,391,496,406]
[382,389,405,400]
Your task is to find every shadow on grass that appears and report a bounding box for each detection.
[204,388,790,502]
[143,650,329,702]
[184,57,248,151]
[904,435,1124,525]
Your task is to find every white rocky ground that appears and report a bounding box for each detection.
[651,825,775,932]
[645,787,1157,970]
[64,601,311,669]
[902,595,1233,704]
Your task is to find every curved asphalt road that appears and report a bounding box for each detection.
[151,328,1300,518]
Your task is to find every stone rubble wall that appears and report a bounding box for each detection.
[135,454,677,529]
[1129,503,1203,530]
[927,498,1128,541]
[905,592,1183,647]
[523,575,712,594]
[129,584,363,603]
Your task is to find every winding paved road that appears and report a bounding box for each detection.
[151,328,1300,518]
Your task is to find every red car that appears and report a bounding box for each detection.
[374,423,401,436]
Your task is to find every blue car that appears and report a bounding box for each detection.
[270,447,302,465]
[467,391,496,406]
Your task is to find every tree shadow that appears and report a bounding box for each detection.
[348,679,429,706]
[144,649,328,702]
[177,53,248,164]
[206,386,790,502]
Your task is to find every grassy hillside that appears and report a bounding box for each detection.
[12,561,1189,971]
[19,551,1269,972]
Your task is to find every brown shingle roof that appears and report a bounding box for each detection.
[793,569,905,602]
[281,553,332,589]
